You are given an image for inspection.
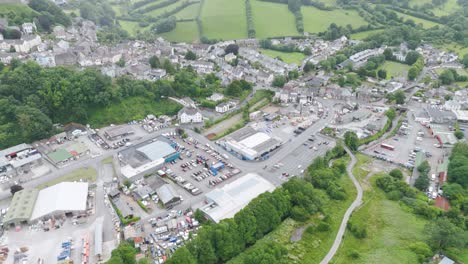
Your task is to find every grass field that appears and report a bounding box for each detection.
[88,97,182,127]
[229,156,356,264]
[380,61,411,79]
[302,7,367,33]
[259,49,305,64]
[350,29,384,40]
[201,0,247,40]
[332,178,429,263]
[142,1,182,17]
[37,167,97,190]
[432,0,460,16]
[395,11,440,28]
[160,20,199,42]
[0,3,37,20]
[119,20,148,36]
[251,0,298,38]
[437,43,468,57]
[174,2,200,20]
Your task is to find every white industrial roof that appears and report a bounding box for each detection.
[453,110,468,122]
[202,173,275,223]
[137,141,176,161]
[31,182,88,221]
[238,132,270,149]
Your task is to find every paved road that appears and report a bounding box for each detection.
[320,146,363,264]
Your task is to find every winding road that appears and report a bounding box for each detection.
[320,146,363,264]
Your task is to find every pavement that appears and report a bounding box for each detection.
[320,146,363,264]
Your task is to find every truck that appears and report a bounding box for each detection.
[380,143,395,151]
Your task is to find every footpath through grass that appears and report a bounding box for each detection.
[331,155,429,264]
[87,96,182,128]
[37,167,97,190]
[228,156,357,264]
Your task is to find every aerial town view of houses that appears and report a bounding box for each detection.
[0,0,468,263]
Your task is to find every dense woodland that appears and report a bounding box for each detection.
[0,60,252,149]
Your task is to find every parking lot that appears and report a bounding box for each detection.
[162,135,242,196]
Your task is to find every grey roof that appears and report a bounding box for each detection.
[227,126,257,142]
[104,125,134,139]
[439,257,454,264]
[133,185,154,200]
[94,219,103,256]
[179,107,200,116]
[136,141,176,161]
[3,188,39,225]
[156,184,179,205]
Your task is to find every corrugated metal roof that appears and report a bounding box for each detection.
[136,141,176,161]
[156,184,179,205]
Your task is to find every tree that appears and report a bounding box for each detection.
[116,57,125,67]
[288,70,299,80]
[166,247,196,264]
[408,67,419,80]
[394,90,406,104]
[344,131,359,151]
[303,62,315,72]
[149,55,160,69]
[185,50,197,61]
[383,48,394,60]
[272,76,286,88]
[389,169,403,180]
[455,130,464,139]
[414,174,430,191]
[424,217,468,250]
[10,185,23,195]
[163,59,176,75]
[463,54,468,68]
[377,69,387,79]
[405,51,420,65]
[105,241,137,264]
[224,44,239,55]
[439,69,455,85]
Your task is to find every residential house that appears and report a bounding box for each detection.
[215,101,237,113]
[21,22,36,35]
[178,107,203,124]
[207,93,224,102]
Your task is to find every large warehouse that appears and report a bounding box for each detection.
[3,182,89,226]
[201,173,275,223]
[119,137,180,181]
[220,126,282,160]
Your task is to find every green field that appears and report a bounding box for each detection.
[380,61,411,79]
[437,43,468,57]
[350,29,384,40]
[395,11,440,28]
[160,20,199,42]
[259,49,306,64]
[432,0,460,16]
[37,167,97,190]
[0,3,38,22]
[201,0,247,40]
[251,0,298,38]
[302,7,367,33]
[174,2,200,20]
[142,1,182,17]
[88,97,182,127]
[119,20,148,36]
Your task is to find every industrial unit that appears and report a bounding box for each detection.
[119,137,180,181]
[201,173,275,223]
[219,126,282,160]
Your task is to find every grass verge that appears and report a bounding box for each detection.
[37,167,97,190]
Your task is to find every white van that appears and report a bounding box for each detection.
[431,174,436,181]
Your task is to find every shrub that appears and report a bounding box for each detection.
[316,221,330,232]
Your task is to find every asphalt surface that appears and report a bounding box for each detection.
[320,146,363,264]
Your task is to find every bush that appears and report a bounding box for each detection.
[291,206,310,222]
[389,169,403,180]
[347,221,367,239]
[305,225,316,234]
[316,221,330,232]
[348,250,360,259]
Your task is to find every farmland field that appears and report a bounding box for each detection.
[141,1,182,17]
[119,20,148,36]
[160,21,199,42]
[394,11,440,28]
[350,29,384,40]
[259,49,305,65]
[380,61,411,79]
[251,0,298,38]
[302,7,367,33]
[174,2,200,20]
[436,43,468,57]
[0,3,37,19]
[432,0,460,16]
[201,0,247,40]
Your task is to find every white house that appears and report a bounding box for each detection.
[178,107,203,124]
[215,101,237,113]
[207,93,224,102]
[224,53,236,62]
[21,22,36,35]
